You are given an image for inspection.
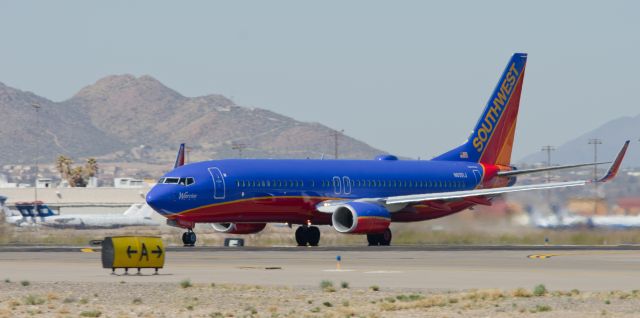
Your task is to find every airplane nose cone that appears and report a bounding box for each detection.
[146,186,171,213]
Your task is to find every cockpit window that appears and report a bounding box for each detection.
[164,177,179,184]
[159,177,194,186]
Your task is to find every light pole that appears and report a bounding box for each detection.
[588,138,602,215]
[330,129,344,159]
[541,145,555,183]
[31,103,41,210]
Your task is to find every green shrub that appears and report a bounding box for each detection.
[340,281,349,289]
[23,294,44,305]
[533,284,547,296]
[20,280,30,287]
[180,279,192,288]
[79,310,102,317]
[535,305,552,312]
[370,285,380,291]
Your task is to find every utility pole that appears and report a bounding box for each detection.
[231,142,247,158]
[588,138,602,215]
[330,129,344,159]
[185,146,191,164]
[541,145,555,183]
[31,103,41,209]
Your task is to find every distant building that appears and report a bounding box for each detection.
[113,178,145,188]
[616,197,640,215]
[567,198,609,216]
[36,178,54,188]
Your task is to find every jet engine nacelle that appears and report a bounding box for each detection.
[332,202,391,234]
[211,222,267,234]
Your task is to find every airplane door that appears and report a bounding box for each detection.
[343,176,351,195]
[472,169,482,187]
[208,167,226,199]
[332,176,342,194]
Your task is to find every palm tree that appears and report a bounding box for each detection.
[55,155,72,183]
[85,158,98,178]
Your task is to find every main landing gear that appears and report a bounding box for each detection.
[182,229,197,247]
[367,228,392,246]
[295,225,320,246]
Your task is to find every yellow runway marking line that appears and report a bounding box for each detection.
[527,251,640,259]
[80,248,96,253]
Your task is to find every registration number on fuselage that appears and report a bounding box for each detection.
[452,172,468,178]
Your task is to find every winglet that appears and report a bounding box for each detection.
[596,140,629,183]
[174,143,185,169]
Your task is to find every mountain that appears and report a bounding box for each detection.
[0,75,385,165]
[518,115,639,167]
[0,82,125,165]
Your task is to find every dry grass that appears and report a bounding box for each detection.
[4,213,640,247]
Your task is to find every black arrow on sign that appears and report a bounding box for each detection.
[151,245,163,258]
[126,246,138,258]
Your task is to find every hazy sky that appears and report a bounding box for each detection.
[1,1,638,161]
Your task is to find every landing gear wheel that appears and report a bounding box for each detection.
[183,229,197,247]
[182,232,189,245]
[367,229,392,246]
[380,228,392,246]
[367,233,381,246]
[295,226,309,246]
[308,226,320,246]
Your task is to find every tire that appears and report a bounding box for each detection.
[182,232,189,245]
[380,228,392,246]
[367,233,380,246]
[295,226,309,246]
[188,232,197,246]
[308,226,321,246]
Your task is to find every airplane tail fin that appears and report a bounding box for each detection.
[174,143,185,169]
[433,53,527,166]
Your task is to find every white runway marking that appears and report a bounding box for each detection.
[364,270,403,274]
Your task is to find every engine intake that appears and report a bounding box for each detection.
[332,202,390,234]
[211,223,266,234]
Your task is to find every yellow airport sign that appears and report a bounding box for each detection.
[102,236,164,274]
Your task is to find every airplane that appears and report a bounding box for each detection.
[145,53,630,247]
[4,201,159,228]
[526,205,640,230]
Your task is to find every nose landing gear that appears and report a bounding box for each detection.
[182,229,197,246]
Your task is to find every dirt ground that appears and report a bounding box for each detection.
[0,281,639,318]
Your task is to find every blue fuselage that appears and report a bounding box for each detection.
[146,158,491,225]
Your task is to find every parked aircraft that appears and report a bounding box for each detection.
[4,201,159,228]
[146,53,629,246]
[526,205,640,229]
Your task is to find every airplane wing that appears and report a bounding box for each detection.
[317,140,629,212]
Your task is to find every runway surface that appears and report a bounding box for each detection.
[1,245,640,291]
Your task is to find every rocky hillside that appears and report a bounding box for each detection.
[518,115,639,168]
[0,76,385,165]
